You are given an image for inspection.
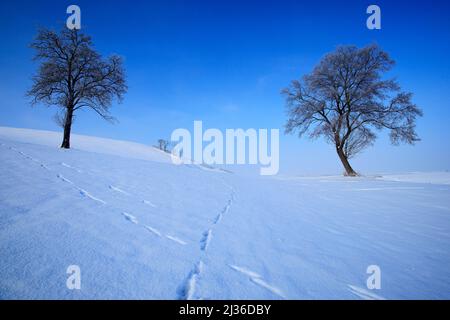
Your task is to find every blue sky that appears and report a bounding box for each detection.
[0,0,449,175]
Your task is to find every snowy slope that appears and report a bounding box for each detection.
[377,172,450,185]
[0,127,449,299]
[0,127,172,163]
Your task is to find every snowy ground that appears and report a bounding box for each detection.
[0,127,449,299]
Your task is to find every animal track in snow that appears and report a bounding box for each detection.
[107,185,158,210]
[61,162,82,173]
[229,264,286,299]
[6,145,109,205]
[144,225,188,246]
[213,197,233,225]
[109,185,130,195]
[250,278,286,299]
[79,189,106,204]
[229,265,261,278]
[179,261,204,300]
[11,147,50,170]
[142,200,156,207]
[200,229,212,251]
[177,186,235,300]
[122,212,138,224]
[57,175,106,205]
[223,203,231,215]
[166,235,187,245]
[213,213,222,224]
[144,225,162,237]
[56,174,73,184]
[348,285,385,300]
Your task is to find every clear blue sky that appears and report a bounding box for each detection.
[0,0,449,175]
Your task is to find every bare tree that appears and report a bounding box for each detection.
[53,108,75,128]
[157,139,170,152]
[282,44,423,176]
[27,27,127,149]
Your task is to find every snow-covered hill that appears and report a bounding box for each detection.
[0,126,449,299]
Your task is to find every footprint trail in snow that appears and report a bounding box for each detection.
[178,186,235,300]
[229,264,286,299]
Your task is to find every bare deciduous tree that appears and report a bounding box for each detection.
[282,44,423,176]
[27,27,127,149]
[157,139,170,152]
[53,108,75,128]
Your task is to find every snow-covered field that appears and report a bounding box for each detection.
[0,126,449,299]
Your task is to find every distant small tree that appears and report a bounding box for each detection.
[282,44,422,176]
[157,139,170,152]
[27,27,127,149]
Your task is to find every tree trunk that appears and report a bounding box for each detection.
[336,147,358,176]
[61,107,74,149]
